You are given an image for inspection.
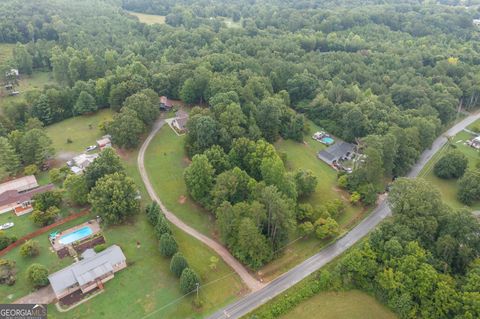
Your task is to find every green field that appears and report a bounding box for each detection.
[128,11,166,25]
[0,43,14,65]
[45,109,114,157]
[0,71,56,110]
[280,290,397,319]
[419,130,480,210]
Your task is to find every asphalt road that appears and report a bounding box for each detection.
[207,111,480,319]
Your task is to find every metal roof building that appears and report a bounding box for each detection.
[317,142,356,165]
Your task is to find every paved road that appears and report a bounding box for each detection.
[137,118,264,292]
[207,111,480,319]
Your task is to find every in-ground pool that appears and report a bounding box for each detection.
[58,226,93,245]
[320,137,334,145]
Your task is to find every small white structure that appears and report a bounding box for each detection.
[473,19,480,26]
[68,153,99,175]
[468,136,480,149]
[96,135,111,150]
[5,69,19,78]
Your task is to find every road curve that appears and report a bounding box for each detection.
[137,118,264,292]
[207,111,480,319]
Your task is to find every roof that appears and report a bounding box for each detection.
[175,117,189,130]
[160,96,173,107]
[0,184,55,208]
[318,142,355,164]
[175,110,189,119]
[48,245,126,296]
[72,153,99,169]
[0,176,38,195]
[96,138,111,147]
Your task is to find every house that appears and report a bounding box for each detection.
[96,135,111,150]
[468,136,480,149]
[0,176,54,215]
[48,245,127,301]
[473,19,480,26]
[68,153,99,174]
[172,110,189,132]
[318,141,356,166]
[5,69,19,78]
[159,96,173,110]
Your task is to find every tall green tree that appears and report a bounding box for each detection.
[184,154,214,207]
[0,137,20,177]
[74,91,97,115]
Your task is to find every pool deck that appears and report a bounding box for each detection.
[50,219,101,251]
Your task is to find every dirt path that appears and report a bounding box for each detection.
[13,285,56,304]
[137,118,264,292]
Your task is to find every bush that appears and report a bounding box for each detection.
[0,259,16,286]
[32,191,63,211]
[26,263,49,288]
[159,233,178,257]
[434,151,468,179]
[458,170,480,205]
[24,164,38,176]
[179,267,199,294]
[0,232,16,250]
[20,240,40,257]
[30,206,60,226]
[154,214,171,239]
[93,244,106,253]
[170,252,189,277]
[146,201,161,226]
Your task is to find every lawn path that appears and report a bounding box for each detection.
[137,117,264,292]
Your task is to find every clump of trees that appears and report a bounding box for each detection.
[434,150,468,179]
[20,240,40,257]
[0,259,16,286]
[30,191,63,226]
[0,232,17,250]
[26,263,49,288]
[458,169,480,205]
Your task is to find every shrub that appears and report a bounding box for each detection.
[26,263,49,288]
[179,267,199,294]
[30,206,60,226]
[159,233,178,257]
[32,191,63,211]
[0,232,16,250]
[146,201,161,226]
[0,259,16,286]
[24,164,38,176]
[434,151,468,179]
[154,214,171,239]
[20,240,40,257]
[170,252,189,277]
[93,244,106,253]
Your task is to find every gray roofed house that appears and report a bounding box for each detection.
[48,245,127,300]
[318,141,356,165]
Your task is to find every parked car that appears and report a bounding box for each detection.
[86,145,97,152]
[0,222,14,230]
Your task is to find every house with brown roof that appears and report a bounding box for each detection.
[172,110,189,132]
[160,96,173,110]
[0,176,55,215]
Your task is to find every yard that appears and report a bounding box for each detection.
[419,129,480,210]
[127,11,166,25]
[0,43,14,65]
[279,290,397,319]
[45,109,114,157]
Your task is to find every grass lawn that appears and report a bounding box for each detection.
[145,125,216,237]
[420,130,480,210]
[45,148,245,319]
[279,290,397,319]
[0,43,14,65]
[0,71,55,111]
[0,212,38,240]
[45,109,114,157]
[221,17,243,29]
[128,11,166,25]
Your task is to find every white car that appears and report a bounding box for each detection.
[0,222,14,230]
[85,145,97,152]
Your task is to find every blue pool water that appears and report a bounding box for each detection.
[59,226,93,245]
[321,137,334,145]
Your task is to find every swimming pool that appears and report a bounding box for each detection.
[321,137,334,145]
[58,226,93,245]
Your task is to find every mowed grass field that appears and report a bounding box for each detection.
[419,129,480,210]
[279,290,397,319]
[45,109,114,157]
[128,11,166,25]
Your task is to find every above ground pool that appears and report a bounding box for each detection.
[58,226,93,245]
[321,137,335,145]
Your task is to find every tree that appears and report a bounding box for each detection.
[204,145,231,174]
[211,167,255,208]
[19,129,54,166]
[434,151,468,179]
[235,218,272,269]
[0,232,16,250]
[185,115,219,156]
[286,70,318,104]
[0,259,16,286]
[32,191,62,212]
[23,164,38,176]
[0,137,20,177]
[63,174,88,205]
[314,217,339,239]
[20,240,40,257]
[256,97,281,142]
[106,108,145,149]
[159,233,178,257]
[13,44,33,74]
[458,170,480,205]
[26,263,49,288]
[74,91,97,115]
[170,252,189,277]
[145,201,161,226]
[184,154,214,207]
[294,169,318,198]
[88,172,140,225]
[154,214,172,239]
[84,148,124,189]
[179,267,200,294]
[123,92,159,126]
[30,206,59,226]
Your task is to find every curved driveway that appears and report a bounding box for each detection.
[207,111,480,319]
[137,118,264,292]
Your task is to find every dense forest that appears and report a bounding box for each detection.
[1,0,480,316]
